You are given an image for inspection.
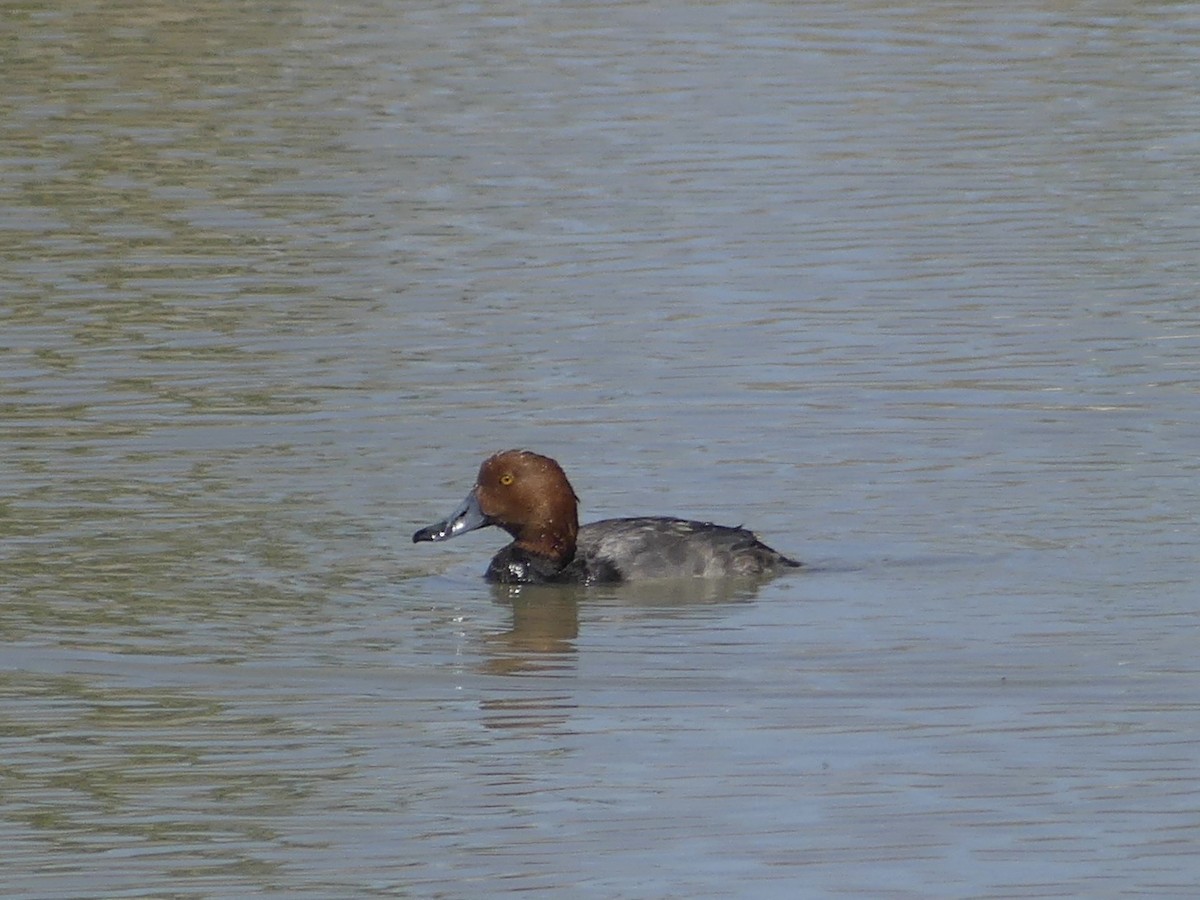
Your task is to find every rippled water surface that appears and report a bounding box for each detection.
[3,1,1199,896]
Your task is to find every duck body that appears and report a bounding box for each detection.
[413,450,801,585]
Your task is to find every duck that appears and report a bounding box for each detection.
[412,449,801,584]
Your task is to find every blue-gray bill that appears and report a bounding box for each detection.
[412,491,490,543]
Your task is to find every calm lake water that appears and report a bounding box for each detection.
[3,0,1199,896]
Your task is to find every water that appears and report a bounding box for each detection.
[3,0,1199,896]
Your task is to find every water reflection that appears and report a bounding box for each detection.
[584,578,775,608]
[478,576,775,677]
[481,586,580,676]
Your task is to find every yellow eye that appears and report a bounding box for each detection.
[499,472,514,486]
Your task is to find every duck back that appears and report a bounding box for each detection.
[577,517,801,581]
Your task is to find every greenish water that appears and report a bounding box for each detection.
[3,1,1199,897]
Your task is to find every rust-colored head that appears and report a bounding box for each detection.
[413,450,580,562]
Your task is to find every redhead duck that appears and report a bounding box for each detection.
[413,450,801,584]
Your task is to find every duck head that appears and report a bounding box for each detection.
[413,449,580,560]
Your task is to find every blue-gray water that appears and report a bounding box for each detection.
[3,1,1198,896]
